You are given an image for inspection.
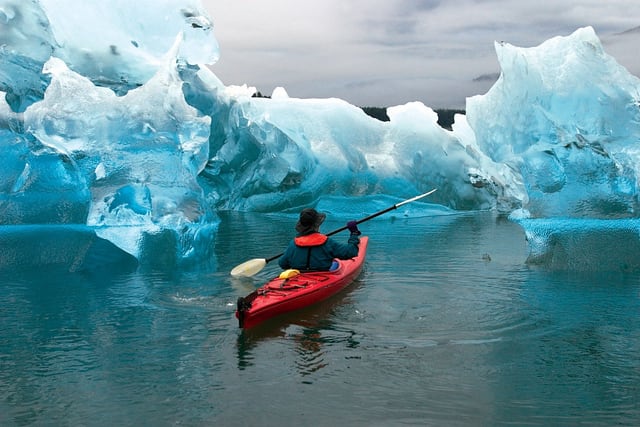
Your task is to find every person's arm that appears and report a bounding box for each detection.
[327,235,359,259]
[328,221,361,259]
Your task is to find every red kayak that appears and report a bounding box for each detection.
[236,236,369,329]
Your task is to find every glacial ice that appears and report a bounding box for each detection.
[467,27,640,219]
[1,0,640,270]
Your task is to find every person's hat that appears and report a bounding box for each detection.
[295,208,326,233]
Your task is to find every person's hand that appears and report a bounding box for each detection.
[347,220,361,235]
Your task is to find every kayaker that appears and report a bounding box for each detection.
[278,208,361,271]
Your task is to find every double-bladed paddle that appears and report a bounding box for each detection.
[230,189,438,277]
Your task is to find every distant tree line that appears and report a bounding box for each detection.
[360,106,465,130]
[250,92,464,130]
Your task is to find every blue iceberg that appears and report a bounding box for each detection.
[1,0,639,270]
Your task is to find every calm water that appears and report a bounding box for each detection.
[1,212,640,426]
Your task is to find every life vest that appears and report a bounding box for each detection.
[294,232,328,247]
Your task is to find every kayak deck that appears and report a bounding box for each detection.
[236,236,368,329]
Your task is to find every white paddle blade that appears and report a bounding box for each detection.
[395,188,437,207]
[230,258,267,277]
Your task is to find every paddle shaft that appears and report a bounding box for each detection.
[264,189,437,263]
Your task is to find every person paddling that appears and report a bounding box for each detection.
[278,208,361,272]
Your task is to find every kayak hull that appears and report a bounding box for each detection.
[236,236,368,329]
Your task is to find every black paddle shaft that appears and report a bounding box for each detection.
[263,189,437,263]
[264,204,400,263]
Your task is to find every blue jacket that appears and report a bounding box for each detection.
[278,232,360,271]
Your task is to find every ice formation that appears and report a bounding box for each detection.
[467,27,640,219]
[1,0,639,270]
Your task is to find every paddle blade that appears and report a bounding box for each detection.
[230,258,267,277]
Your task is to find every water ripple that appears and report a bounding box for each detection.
[3,213,640,425]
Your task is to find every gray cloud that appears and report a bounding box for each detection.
[203,0,640,109]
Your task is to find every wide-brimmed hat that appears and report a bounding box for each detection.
[295,208,326,233]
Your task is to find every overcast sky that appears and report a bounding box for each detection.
[201,0,640,109]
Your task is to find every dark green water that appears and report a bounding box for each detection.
[1,212,639,426]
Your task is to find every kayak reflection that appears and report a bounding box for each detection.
[235,275,365,372]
